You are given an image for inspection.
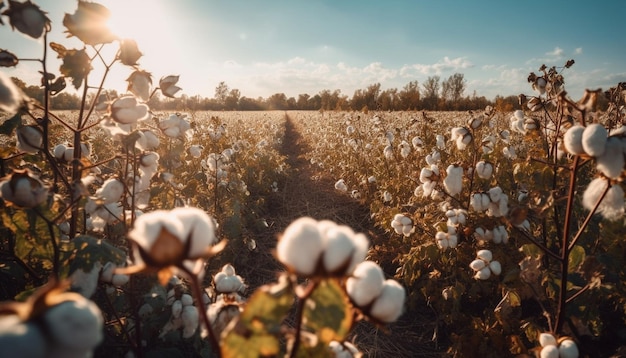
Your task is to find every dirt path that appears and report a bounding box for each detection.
[234,113,442,357]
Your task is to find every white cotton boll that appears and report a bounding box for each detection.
[276,217,324,276]
[539,332,557,347]
[450,127,466,141]
[383,191,392,202]
[503,146,517,160]
[443,164,463,196]
[322,226,356,274]
[335,179,348,192]
[419,167,434,183]
[369,280,406,323]
[181,294,194,306]
[471,193,485,211]
[70,261,102,298]
[436,134,446,149]
[492,228,503,244]
[474,266,491,280]
[582,123,608,157]
[383,145,394,160]
[488,186,503,202]
[489,261,502,275]
[476,249,492,263]
[481,193,491,210]
[513,110,524,121]
[368,175,377,183]
[111,274,129,287]
[582,178,625,220]
[475,161,493,179]
[0,317,47,357]
[44,299,103,352]
[346,261,385,307]
[399,140,411,158]
[563,125,585,155]
[558,339,579,358]
[469,259,486,271]
[596,136,624,179]
[498,194,509,217]
[171,300,183,318]
[412,136,423,150]
[447,234,458,248]
[97,178,124,204]
[171,207,218,259]
[474,227,486,241]
[181,305,199,338]
[540,345,559,358]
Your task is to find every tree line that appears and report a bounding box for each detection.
[12,73,520,112]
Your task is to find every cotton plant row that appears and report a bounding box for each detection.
[289,68,626,355]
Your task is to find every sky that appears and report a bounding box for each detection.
[1,0,625,102]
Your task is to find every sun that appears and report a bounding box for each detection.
[99,0,174,54]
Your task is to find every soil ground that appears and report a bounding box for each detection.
[234,113,445,357]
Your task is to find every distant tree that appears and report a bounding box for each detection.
[238,96,264,110]
[225,88,240,110]
[297,94,311,110]
[267,93,288,110]
[421,76,440,110]
[399,80,420,110]
[286,96,297,110]
[364,83,381,110]
[214,81,229,106]
[441,73,466,110]
[378,88,399,111]
[308,94,322,110]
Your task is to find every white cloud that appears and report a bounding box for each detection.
[546,47,564,57]
[400,56,474,77]
[574,47,583,55]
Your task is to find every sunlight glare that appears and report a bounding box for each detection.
[101,0,173,56]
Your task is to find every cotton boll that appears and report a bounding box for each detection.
[369,280,406,323]
[346,261,385,307]
[581,123,608,157]
[44,299,104,352]
[475,161,493,179]
[469,259,486,271]
[476,249,492,263]
[563,125,585,155]
[471,193,486,212]
[443,164,463,196]
[322,225,357,274]
[488,186,503,202]
[489,261,502,275]
[276,217,324,276]
[335,179,348,192]
[180,294,194,306]
[596,136,624,179]
[582,178,625,220]
[447,234,458,248]
[540,345,559,358]
[474,266,491,280]
[171,300,183,318]
[558,339,579,358]
[0,317,47,357]
[181,305,199,338]
[539,332,557,347]
[436,134,446,149]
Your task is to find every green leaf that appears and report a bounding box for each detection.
[303,279,352,344]
[222,275,294,358]
[68,235,126,274]
[568,245,586,272]
[2,209,54,271]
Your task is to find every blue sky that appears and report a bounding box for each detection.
[1,0,625,101]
